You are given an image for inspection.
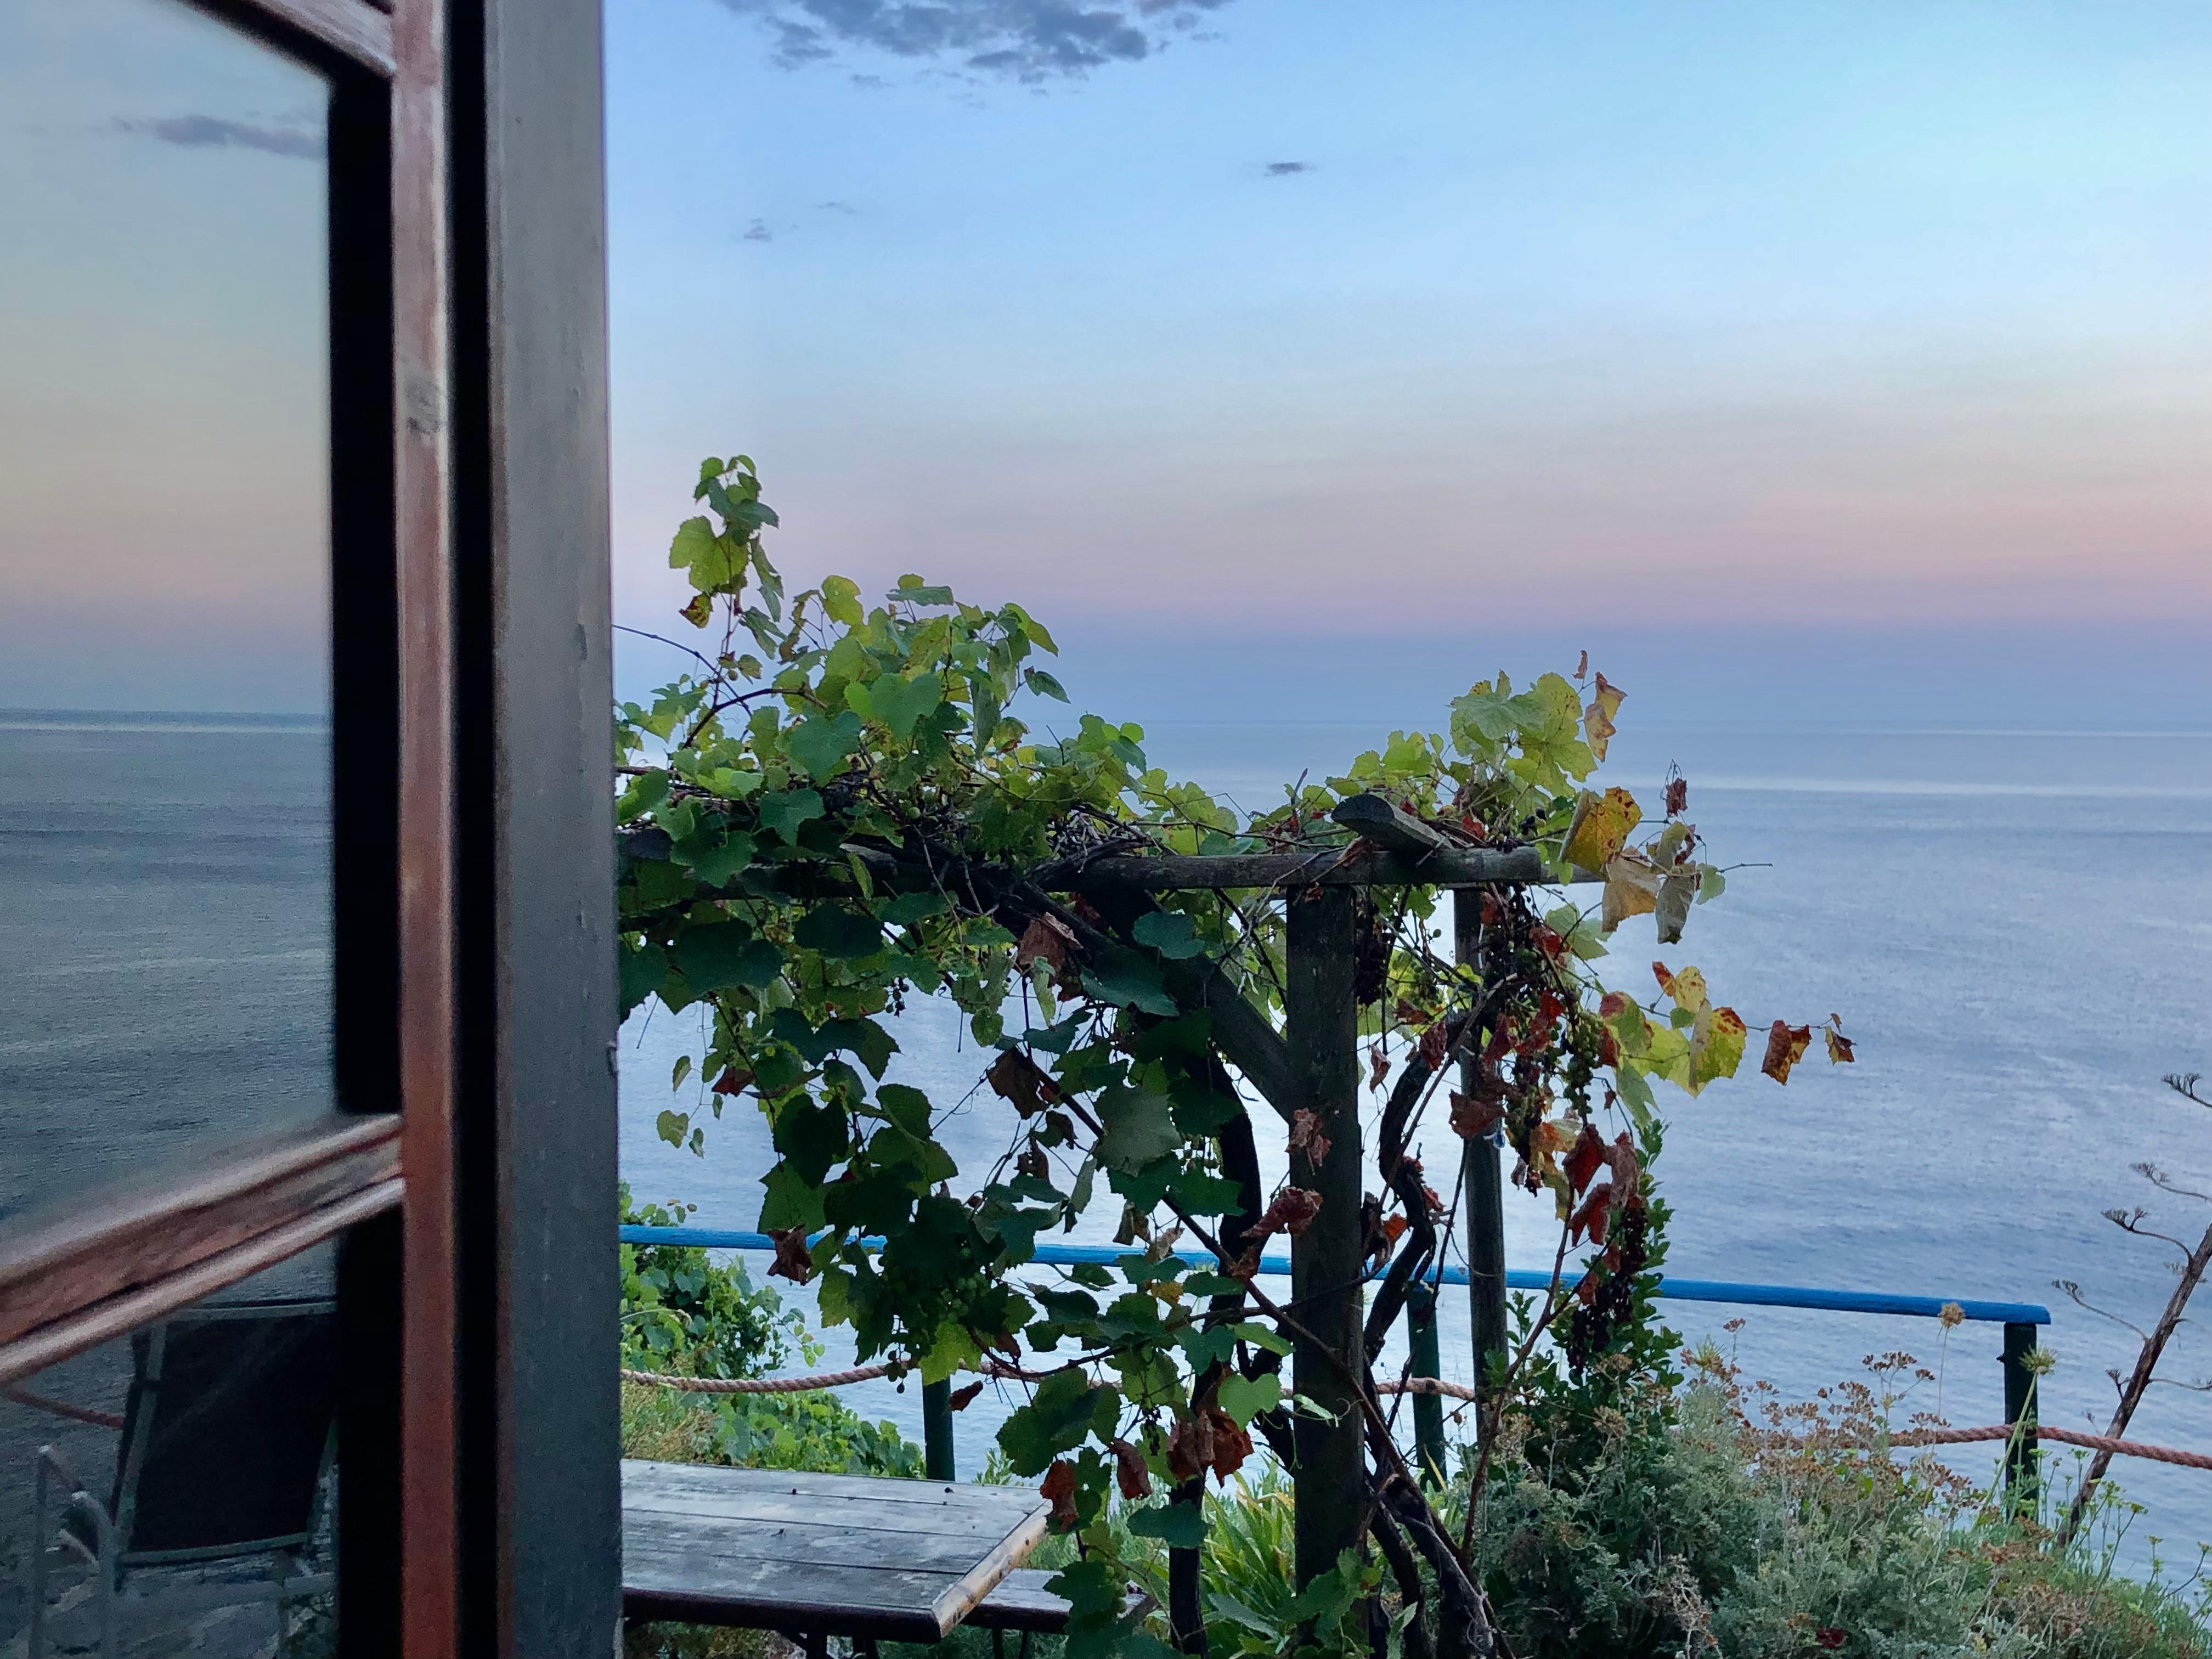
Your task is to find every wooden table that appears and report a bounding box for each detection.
[621,1460,1052,1651]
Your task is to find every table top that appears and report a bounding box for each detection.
[620,1459,1053,1641]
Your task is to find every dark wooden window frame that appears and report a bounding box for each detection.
[0,1,617,1654]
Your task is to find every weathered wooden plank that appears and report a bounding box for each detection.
[623,1462,1045,1522]
[622,1529,956,1640]
[1054,845,1544,891]
[622,1511,1023,1577]
[969,1567,1155,1632]
[623,1480,1048,1640]
[969,1568,1073,1632]
[934,1500,1050,1634]
[623,1485,1046,1543]
[1327,793,1461,859]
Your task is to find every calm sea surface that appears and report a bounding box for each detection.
[4,717,2210,1571]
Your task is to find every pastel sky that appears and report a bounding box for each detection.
[2,0,2203,724]
[607,0,2212,726]
[0,0,330,714]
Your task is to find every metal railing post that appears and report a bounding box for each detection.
[922,1378,956,1482]
[2001,1321,2038,1511]
[1407,1280,1447,1486]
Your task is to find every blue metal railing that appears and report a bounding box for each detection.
[620,1221,2051,1488]
[617,1224,2051,1328]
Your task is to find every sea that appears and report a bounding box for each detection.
[618,720,2212,1568]
[3,714,2210,1586]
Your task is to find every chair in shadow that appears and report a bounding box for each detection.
[24,1297,340,1657]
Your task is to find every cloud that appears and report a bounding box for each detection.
[717,0,1235,82]
[117,114,323,159]
[743,218,775,242]
[816,200,859,215]
[1263,160,1312,177]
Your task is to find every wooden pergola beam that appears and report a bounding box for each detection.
[1046,843,1544,892]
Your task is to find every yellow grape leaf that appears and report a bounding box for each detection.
[1640,1025,1691,1088]
[1826,1019,1857,1064]
[1685,1005,1747,1095]
[1600,853,1663,932]
[1598,991,1648,1055]
[1562,786,1643,873]
[1652,961,1708,1014]
[1583,672,1625,761]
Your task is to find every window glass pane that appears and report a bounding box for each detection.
[1,1254,342,1656]
[0,0,334,1225]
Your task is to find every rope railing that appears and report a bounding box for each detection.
[619,1353,1052,1395]
[616,1364,2212,1474]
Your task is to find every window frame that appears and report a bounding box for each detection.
[0,2,618,1654]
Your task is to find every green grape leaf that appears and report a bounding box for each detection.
[997,1369,1111,1476]
[820,574,863,627]
[1126,1500,1205,1549]
[773,1098,851,1183]
[757,1163,826,1232]
[1096,1087,1180,1173]
[860,671,943,742]
[1081,950,1177,1017]
[786,710,862,780]
[1215,1371,1281,1427]
[755,788,824,843]
[618,943,668,1018]
[1131,910,1206,960]
[674,923,782,991]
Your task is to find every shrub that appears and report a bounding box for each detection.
[620,1184,813,1380]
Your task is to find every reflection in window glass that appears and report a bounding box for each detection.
[0,0,334,1225]
[1,1255,341,1655]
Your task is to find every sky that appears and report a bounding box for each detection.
[0,0,330,714]
[0,1,2203,725]
[606,0,2212,730]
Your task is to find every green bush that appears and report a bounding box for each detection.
[620,1184,814,1380]
[1460,1343,2212,1659]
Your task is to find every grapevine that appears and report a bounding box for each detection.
[615,455,1848,1656]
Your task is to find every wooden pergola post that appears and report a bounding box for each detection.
[1285,885,1366,1592]
[1455,891,1510,1416]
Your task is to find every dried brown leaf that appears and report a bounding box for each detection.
[1761,1020,1812,1085]
[1286,1108,1332,1166]
[766,1227,815,1285]
[1108,1437,1154,1500]
[1041,1459,1080,1529]
[1014,913,1079,974]
[986,1048,1062,1116]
